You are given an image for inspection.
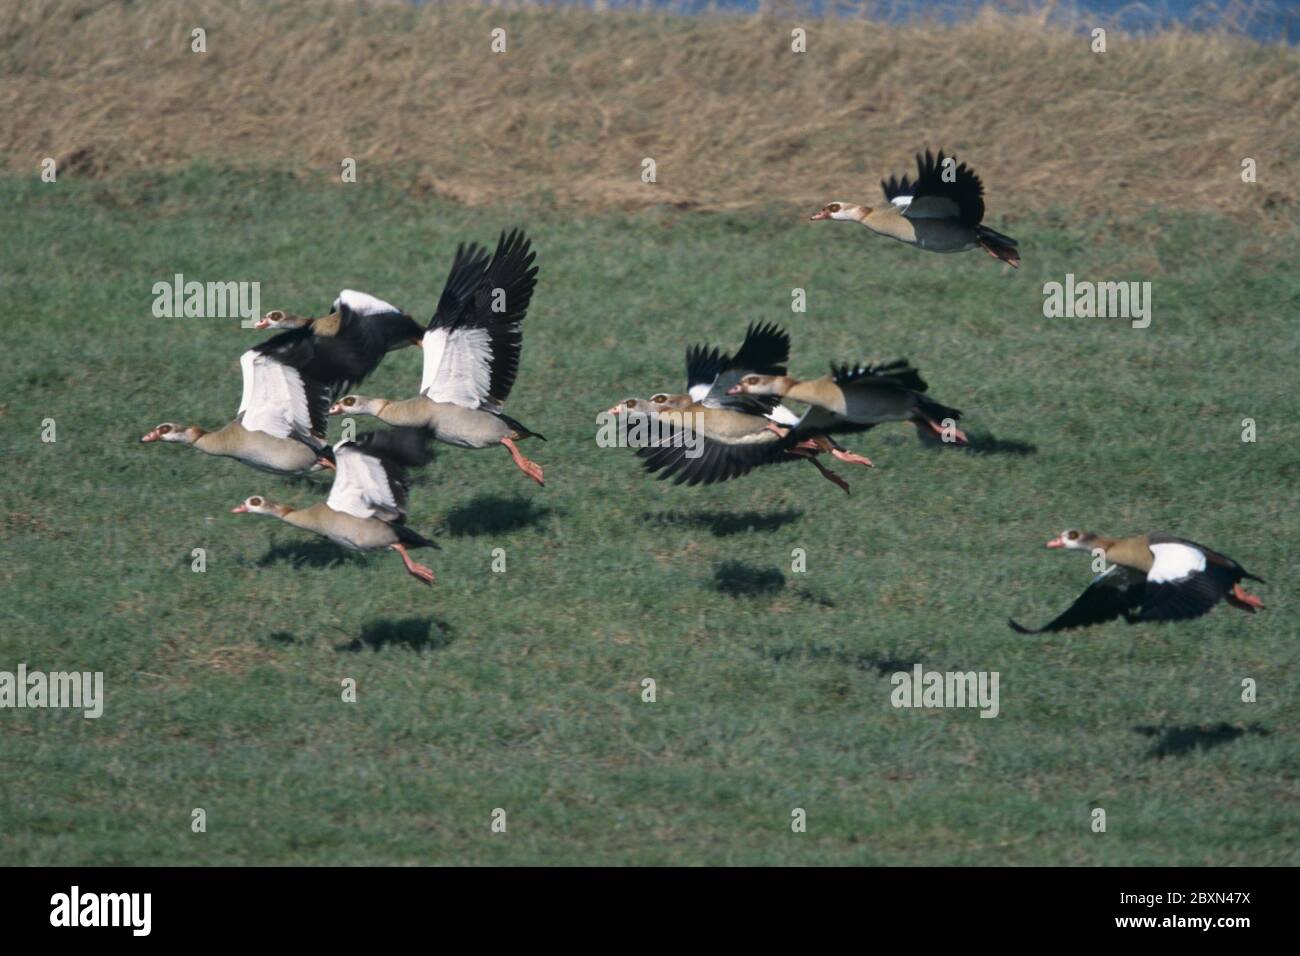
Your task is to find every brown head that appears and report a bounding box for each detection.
[328,394,386,417]
[254,309,312,331]
[230,495,289,517]
[810,201,869,222]
[139,422,202,444]
[726,374,793,397]
[1045,529,1101,551]
[649,392,693,410]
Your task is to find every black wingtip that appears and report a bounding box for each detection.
[1007,618,1037,634]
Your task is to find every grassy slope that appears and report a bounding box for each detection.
[0,169,1296,865]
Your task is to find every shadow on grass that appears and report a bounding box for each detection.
[335,617,455,653]
[1133,722,1271,759]
[760,643,919,676]
[959,429,1038,456]
[256,540,367,569]
[711,562,835,604]
[646,509,804,537]
[713,561,786,598]
[443,494,553,537]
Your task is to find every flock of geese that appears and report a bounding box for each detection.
[142,230,541,586]
[140,151,1267,631]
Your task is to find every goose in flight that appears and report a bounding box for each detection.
[811,150,1019,267]
[329,230,545,485]
[231,428,438,586]
[1009,530,1265,633]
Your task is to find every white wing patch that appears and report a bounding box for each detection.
[765,403,802,427]
[688,383,712,403]
[419,326,494,409]
[237,350,313,440]
[1148,543,1207,583]
[890,195,913,210]
[334,289,400,316]
[326,442,399,520]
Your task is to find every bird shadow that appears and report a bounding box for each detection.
[1132,722,1271,759]
[442,494,554,538]
[334,617,456,654]
[957,429,1039,456]
[256,540,367,569]
[713,561,786,598]
[710,561,835,605]
[646,509,804,537]
[760,644,919,676]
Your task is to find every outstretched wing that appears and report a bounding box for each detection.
[326,429,432,522]
[883,150,985,226]
[1136,540,1235,622]
[236,350,329,441]
[630,409,789,487]
[1009,565,1146,634]
[420,229,538,410]
[704,321,790,408]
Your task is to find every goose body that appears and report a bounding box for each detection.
[141,346,332,475]
[331,230,545,486]
[608,396,859,492]
[254,290,424,395]
[233,429,438,585]
[812,150,1019,267]
[729,360,969,444]
[612,323,875,492]
[1009,530,1266,633]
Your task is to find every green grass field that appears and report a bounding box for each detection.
[1,167,1296,865]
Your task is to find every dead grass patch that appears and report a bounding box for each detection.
[2,0,1297,230]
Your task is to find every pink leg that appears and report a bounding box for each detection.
[920,416,969,445]
[392,543,435,585]
[806,455,850,495]
[1227,583,1265,613]
[502,437,544,486]
[831,447,873,468]
[786,446,850,495]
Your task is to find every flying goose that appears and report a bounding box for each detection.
[330,229,545,486]
[231,428,438,586]
[606,397,854,492]
[258,289,424,346]
[811,150,1019,267]
[253,289,434,396]
[140,345,334,474]
[650,321,792,415]
[727,360,969,445]
[1009,530,1266,633]
[643,323,873,481]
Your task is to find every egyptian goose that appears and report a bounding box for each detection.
[607,397,855,492]
[140,342,334,474]
[329,230,545,486]
[255,290,428,395]
[727,360,969,445]
[231,428,438,586]
[811,150,1019,267]
[1009,530,1266,633]
[640,322,871,487]
[258,289,423,346]
[651,322,792,414]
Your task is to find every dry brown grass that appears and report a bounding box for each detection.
[3,0,1298,228]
